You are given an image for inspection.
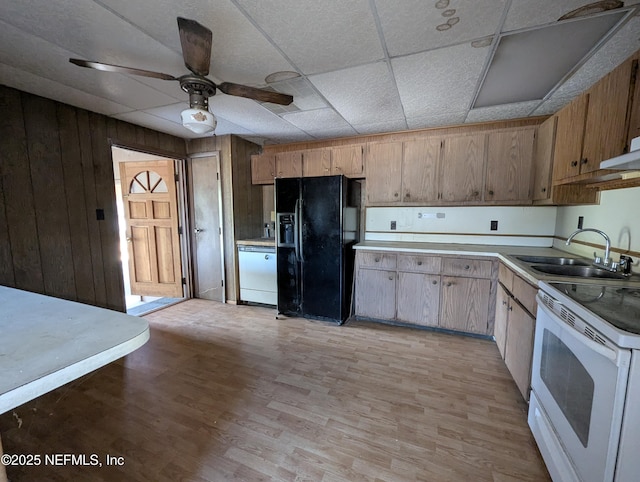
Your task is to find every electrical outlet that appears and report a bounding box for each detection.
[578,216,584,229]
[490,220,498,231]
[390,221,396,230]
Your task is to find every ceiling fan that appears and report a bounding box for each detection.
[69,17,294,134]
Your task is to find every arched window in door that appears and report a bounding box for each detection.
[129,170,168,194]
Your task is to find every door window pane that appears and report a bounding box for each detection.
[540,329,594,447]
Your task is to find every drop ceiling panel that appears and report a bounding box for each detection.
[237,0,384,75]
[282,108,351,132]
[0,20,177,110]
[353,119,408,135]
[504,0,615,31]
[305,125,359,139]
[309,61,405,125]
[531,96,574,116]
[393,43,490,118]
[375,0,507,56]
[0,62,130,115]
[466,101,541,123]
[112,110,200,139]
[99,0,294,86]
[406,112,467,130]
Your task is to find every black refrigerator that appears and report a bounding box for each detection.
[276,175,360,324]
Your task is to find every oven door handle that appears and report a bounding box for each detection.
[537,295,619,364]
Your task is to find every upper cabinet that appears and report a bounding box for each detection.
[439,133,485,202]
[302,148,331,177]
[331,145,364,177]
[275,151,302,178]
[365,142,403,204]
[402,138,441,203]
[251,153,275,184]
[485,128,535,202]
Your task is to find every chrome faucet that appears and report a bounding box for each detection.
[566,228,614,271]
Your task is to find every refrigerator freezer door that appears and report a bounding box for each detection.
[300,176,344,322]
[276,178,302,316]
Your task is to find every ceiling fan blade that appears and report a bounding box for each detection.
[218,82,293,105]
[69,58,178,81]
[177,17,212,77]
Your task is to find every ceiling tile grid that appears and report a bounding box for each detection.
[0,0,638,144]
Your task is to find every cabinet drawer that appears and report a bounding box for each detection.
[397,254,441,273]
[358,251,397,269]
[442,258,493,278]
[498,262,514,291]
[512,276,537,316]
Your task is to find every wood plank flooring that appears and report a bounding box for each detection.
[0,300,550,481]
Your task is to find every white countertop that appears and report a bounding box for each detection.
[0,287,150,414]
[354,241,640,288]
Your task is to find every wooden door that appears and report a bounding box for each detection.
[365,142,403,204]
[485,129,535,202]
[396,272,440,326]
[532,116,556,201]
[582,59,635,173]
[251,154,275,184]
[355,268,396,320]
[504,301,535,401]
[440,134,485,202]
[494,285,510,359]
[120,160,183,297]
[402,137,441,203]
[189,154,225,302]
[552,95,588,181]
[439,276,491,334]
[332,145,364,177]
[302,148,332,177]
[276,151,302,178]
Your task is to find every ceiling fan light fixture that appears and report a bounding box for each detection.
[181,107,216,134]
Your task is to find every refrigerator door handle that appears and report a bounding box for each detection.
[294,199,301,262]
[297,198,304,262]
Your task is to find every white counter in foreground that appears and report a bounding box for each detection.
[0,286,150,415]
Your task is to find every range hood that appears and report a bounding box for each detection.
[600,136,640,170]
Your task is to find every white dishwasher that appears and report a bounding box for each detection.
[238,245,277,305]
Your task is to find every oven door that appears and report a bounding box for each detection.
[529,293,631,482]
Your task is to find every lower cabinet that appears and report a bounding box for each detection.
[354,250,496,336]
[496,262,537,401]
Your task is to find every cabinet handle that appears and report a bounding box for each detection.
[388,275,394,281]
[473,191,479,197]
[581,158,588,165]
[374,257,380,262]
[394,192,399,197]
[464,265,470,270]
[432,280,438,285]
[571,160,578,167]
[508,306,513,312]
[446,282,453,287]
[502,300,508,306]
[488,190,494,196]
[417,261,422,266]
[541,187,547,193]
[265,255,270,260]
[405,192,410,198]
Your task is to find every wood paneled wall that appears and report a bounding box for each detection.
[0,85,186,311]
[187,135,261,303]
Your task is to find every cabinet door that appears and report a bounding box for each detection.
[582,59,634,173]
[402,138,441,203]
[504,301,535,401]
[355,268,396,320]
[552,95,587,181]
[276,151,302,178]
[396,272,440,326]
[440,134,485,202]
[440,276,491,334]
[485,129,535,202]
[365,142,403,204]
[332,145,364,177]
[251,154,276,184]
[302,149,331,177]
[494,285,510,359]
[532,116,556,201]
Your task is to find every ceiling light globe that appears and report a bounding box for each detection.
[181,107,216,134]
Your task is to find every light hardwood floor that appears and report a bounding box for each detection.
[0,300,550,481]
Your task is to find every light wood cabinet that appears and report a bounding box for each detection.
[533,116,599,205]
[628,57,640,144]
[251,154,276,184]
[276,151,302,178]
[365,142,403,204]
[440,276,492,334]
[439,134,485,202]
[302,148,331,177]
[552,95,588,182]
[496,262,537,401]
[332,145,364,177]
[355,250,495,336]
[582,59,635,173]
[401,138,441,203]
[485,128,535,202]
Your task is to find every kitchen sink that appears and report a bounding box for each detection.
[530,264,628,279]
[515,255,591,266]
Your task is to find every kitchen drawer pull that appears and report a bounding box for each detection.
[432,280,437,285]
[265,255,270,260]
[374,257,380,262]
[388,275,394,281]
[446,282,453,287]
[417,261,422,266]
[464,265,470,270]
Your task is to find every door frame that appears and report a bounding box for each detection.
[111,145,192,305]
[186,150,226,302]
